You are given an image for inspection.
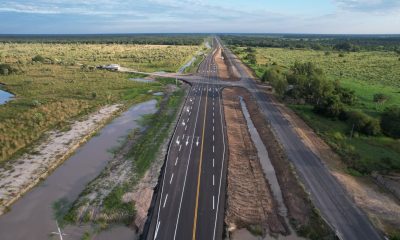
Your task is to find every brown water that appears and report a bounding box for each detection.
[0,100,157,240]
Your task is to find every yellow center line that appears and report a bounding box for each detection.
[192,55,212,240]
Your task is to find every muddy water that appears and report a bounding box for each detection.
[0,89,14,105]
[0,100,157,240]
[239,97,304,240]
[239,97,287,216]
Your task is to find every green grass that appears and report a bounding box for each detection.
[0,43,199,163]
[233,46,400,174]
[128,88,185,177]
[290,104,400,173]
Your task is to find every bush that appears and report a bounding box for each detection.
[313,94,344,118]
[0,63,15,75]
[373,93,389,104]
[381,106,400,138]
[261,69,287,96]
[347,111,381,136]
[32,55,45,63]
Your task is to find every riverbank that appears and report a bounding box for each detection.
[62,84,187,238]
[0,104,122,215]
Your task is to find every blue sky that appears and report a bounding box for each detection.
[0,0,399,34]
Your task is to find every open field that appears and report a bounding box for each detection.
[233,46,400,175]
[0,43,200,164]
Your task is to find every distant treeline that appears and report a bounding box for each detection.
[219,34,400,52]
[0,34,206,45]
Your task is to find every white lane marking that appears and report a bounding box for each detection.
[213,195,215,210]
[170,173,174,184]
[175,157,179,166]
[213,126,215,132]
[154,84,195,240]
[163,194,169,208]
[213,174,215,186]
[213,134,215,141]
[196,136,200,146]
[187,118,189,123]
[173,83,205,239]
[176,136,180,145]
[155,221,161,239]
[182,120,185,126]
[213,83,227,240]
[213,118,214,124]
[185,125,188,131]
[213,158,215,167]
[179,145,182,151]
[186,136,189,146]
[213,145,215,153]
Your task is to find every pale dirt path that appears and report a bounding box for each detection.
[0,104,121,215]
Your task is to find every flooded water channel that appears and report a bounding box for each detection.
[0,100,158,240]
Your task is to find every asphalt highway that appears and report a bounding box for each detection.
[146,37,383,240]
[146,39,227,240]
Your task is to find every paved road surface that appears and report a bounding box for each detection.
[146,39,228,240]
[145,37,383,240]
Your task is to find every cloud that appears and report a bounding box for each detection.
[333,0,400,13]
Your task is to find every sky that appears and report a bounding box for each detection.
[0,0,399,34]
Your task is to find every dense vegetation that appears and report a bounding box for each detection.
[233,45,400,175]
[0,34,205,45]
[220,34,400,52]
[0,43,199,163]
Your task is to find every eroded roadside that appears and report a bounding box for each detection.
[0,104,122,215]
[64,84,187,237]
[223,87,334,240]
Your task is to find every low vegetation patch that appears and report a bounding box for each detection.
[0,42,199,164]
[233,46,400,175]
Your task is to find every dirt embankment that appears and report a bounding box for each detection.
[222,88,287,237]
[214,48,240,81]
[266,93,400,234]
[223,87,333,239]
[0,104,121,215]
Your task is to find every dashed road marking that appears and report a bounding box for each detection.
[170,173,174,184]
[179,145,182,151]
[175,157,179,166]
[163,194,169,208]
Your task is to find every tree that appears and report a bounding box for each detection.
[347,111,381,136]
[0,63,14,75]
[313,94,344,118]
[381,106,400,138]
[262,69,287,96]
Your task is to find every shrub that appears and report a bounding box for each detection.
[32,55,45,63]
[373,93,389,104]
[0,63,15,75]
[381,106,400,138]
[347,111,380,136]
[313,94,344,118]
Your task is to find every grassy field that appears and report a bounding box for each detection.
[0,43,200,163]
[234,47,400,174]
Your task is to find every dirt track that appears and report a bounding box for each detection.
[214,48,239,81]
[223,87,333,238]
[222,87,287,236]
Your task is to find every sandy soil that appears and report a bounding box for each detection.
[224,87,333,239]
[222,88,287,237]
[214,48,230,79]
[0,104,121,215]
[265,92,400,234]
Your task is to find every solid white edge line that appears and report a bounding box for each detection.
[213,83,227,240]
[154,83,195,240]
[173,81,205,240]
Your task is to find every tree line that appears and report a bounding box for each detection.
[220,34,400,52]
[262,62,400,139]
